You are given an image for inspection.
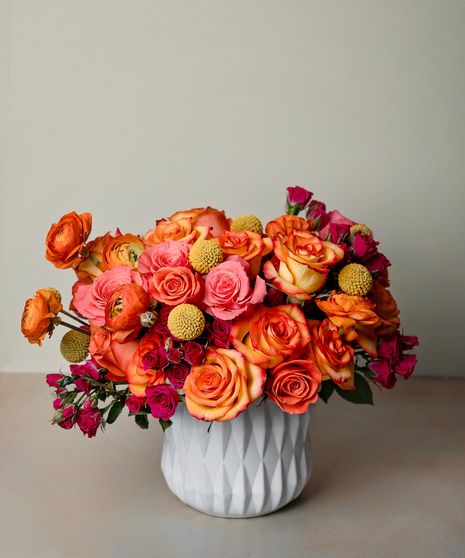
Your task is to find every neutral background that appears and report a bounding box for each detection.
[1,0,464,375]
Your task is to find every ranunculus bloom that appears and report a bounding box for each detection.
[183,347,266,422]
[231,304,311,369]
[89,326,139,382]
[21,289,63,345]
[203,257,266,320]
[72,265,141,326]
[76,401,101,438]
[351,233,391,274]
[182,341,205,365]
[104,283,151,342]
[148,266,202,306]
[370,281,400,336]
[102,233,145,269]
[146,384,179,421]
[266,359,321,414]
[75,231,117,281]
[207,319,232,348]
[126,332,168,397]
[308,319,355,390]
[166,363,190,389]
[265,215,312,239]
[169,207,231,238]
[138,241,191,281]
[264,231,344,300]
[45,211,92,269]
[217,231,272,276]
[286,186,313,211]
[318,210,354,240]
[126,394,147,414]
[145,217,209,246]
[317,294,380,356]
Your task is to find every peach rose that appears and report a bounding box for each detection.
[169,207,231,238]
[231,304,311,368]
[266,359,321,414]
[183,347,266,421]
[265,215,313,239]
[217,230,272,276]
[317,294,380,356]
[148,266,202,306]
[264,231,344,300]
[45,211,92,269]
[369,281,400,336]
[138,241,191,276]
[308,319,355,390]
[104,283,151,342]
[89,326,138,382]
[102,233,145,269]
[127,332,168,397]
[144,218,209,246]
[21,288,63,345]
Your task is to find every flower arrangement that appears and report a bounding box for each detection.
[21,186,418,437]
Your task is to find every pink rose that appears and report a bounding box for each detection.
[72,265,141,326]
[319,210,354,239]
[203,256,267,320]
[166,363,190,389]
[182,341,205,365]
[54,405,76,430]
[369,333,419,388]
[69,361,99,381]
[46,373,63,388]
[142,347,168,370]
[351,233,391,274]
[76,401,101,437]
[307,199,327,223]
[126,394,147,414]
[287,186,313,211]
[138,241,191,278]
[146,384,179,421]
[207,319,232,348]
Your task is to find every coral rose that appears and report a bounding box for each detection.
[264,231,344,300]
[45,211,92,269]
[265,215,313,239]
[21,289,63,345]
[126,331,168,397]
[145,218,209,245]
[317,294,380,356]
[203,256,266,320]
[169,207,231,238]
[266,359,321,414]
[217,231,272,276]
[138,241,191,275]
[369,281,400,336]
[104,283,151,342]
[308,319,355,390]
[102,233,145,269]
[231,304,311,369]
[89,326,138,382]
[183,347,266,422]
[148,266,202,306]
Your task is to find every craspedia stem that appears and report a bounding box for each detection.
[60,309,89,327]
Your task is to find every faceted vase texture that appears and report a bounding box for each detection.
[160,400,313,518]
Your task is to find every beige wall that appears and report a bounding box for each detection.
[2,0,465,375]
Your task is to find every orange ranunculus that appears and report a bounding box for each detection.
[266,359,321,414]
[231,304,311,369]
[89,326,138,382]
[75,231,117,281]
[127,332,168,397]
[263,231,344,300]
[169,207,231,238]
[104,284,151,342]
[148,266,202,306]
[144,218,209,246]
[265,215,313,239]
[369,281,400,336]
[217,230,272,276]
[308,319,355,390]
[183,347,266,421]
[102,233,145,269]
[316,294,380,356]
[21,288,63,345]
[45,211,92,269]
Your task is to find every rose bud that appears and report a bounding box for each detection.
[76,401,101,438]
[146,384,179,421]
[286,186,313,214]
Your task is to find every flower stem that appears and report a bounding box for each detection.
[60,310,89,327]
[59,320,91,335]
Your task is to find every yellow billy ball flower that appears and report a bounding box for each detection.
[350,223,373,237]
[168,304,206,341]
[60,330,90,363]
[189,240,223,274]
[231,214,263,234]
[338,263,373,296]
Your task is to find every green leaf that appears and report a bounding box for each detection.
[334,373,374,405]
[106,398,125,424]
[159,419,172,432]
[135,414,149,429]
[318,381,335,403]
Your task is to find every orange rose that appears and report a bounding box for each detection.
[217,230,272,276]
[170,207,231,238]
[144,218,209,246]
[265,215,313,238]
[102,233,145,269]
[104,284,151,342]
[317,294,380,356]
[183,347,266,421]
[231,304,311,368]
[21,288,63,345]
[45,211,92,269]
[369,281,400,336]
[89,326,138,382]
[266,359,321,414]
[308,319,355,390]
[264,231,344,300]
[148,266,202,306]
[127,332,168,397]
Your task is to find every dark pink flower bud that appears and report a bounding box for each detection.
[55,405,76,430]
[126,394,147,414]
[166,363,190,389]
[46,373,63,388]
[207,319,232,348]
[76,401,101,438]
[167,348,183,364]
[69,361,99,381]
[142,347,168,370]
[182,341,205,365]
[286,186,313,211]
[146,384,179,421]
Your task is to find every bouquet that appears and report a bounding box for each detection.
[21,186,418,437]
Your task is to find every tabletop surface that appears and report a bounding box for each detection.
[1,374,464,558]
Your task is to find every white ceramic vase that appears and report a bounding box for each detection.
[160,400,314,518]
